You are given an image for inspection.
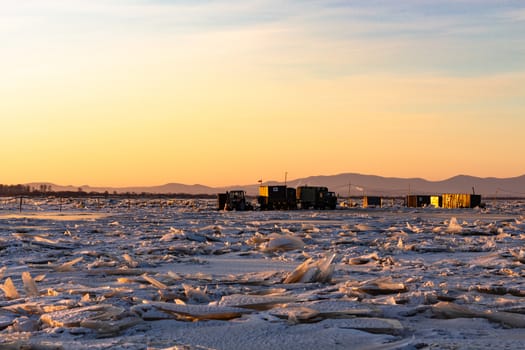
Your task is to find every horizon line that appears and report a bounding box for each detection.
[6,172,525,189]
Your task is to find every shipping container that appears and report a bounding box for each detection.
[442,193,478,208]
[363,196,382,208]
[259,185,287,200]
[470,195,482,208]
[430,195,442,208]
[258,185,293,210]
[406,195,429,207]
[296,186,321,207]
[296,186,335,209]
[407,194,479,208]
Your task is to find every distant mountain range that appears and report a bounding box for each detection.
[26,173,525,197]
[26,182,216,195]
[276,174,525,197]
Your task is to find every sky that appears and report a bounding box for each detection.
[1,0,525,187]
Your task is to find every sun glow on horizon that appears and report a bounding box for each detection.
[2,1,525,187]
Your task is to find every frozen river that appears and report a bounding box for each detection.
[1,197,525,349]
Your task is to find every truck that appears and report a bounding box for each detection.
[296,186,337,210]
[257,185,297,210]
[217,190,252,211]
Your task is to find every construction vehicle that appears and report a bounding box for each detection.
[257,185,297,210]
[217,190,252,211]
[296,186,337,210]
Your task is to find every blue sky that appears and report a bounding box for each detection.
[4,0,524,76]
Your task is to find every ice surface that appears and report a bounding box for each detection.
[1,197,525,349]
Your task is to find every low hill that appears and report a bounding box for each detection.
[24,173,525,197]
[246,173,525,197]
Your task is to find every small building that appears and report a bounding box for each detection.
[430,195,442,208]
[258,185,296,210]
[470,194,482,208]
[363,196,382,208]
[442,194,482,208]
[406,195,431,208]
[406,195,443,208]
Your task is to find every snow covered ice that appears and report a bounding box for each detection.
[1,197,525,349]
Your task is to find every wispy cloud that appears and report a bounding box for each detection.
[2,0,524,79]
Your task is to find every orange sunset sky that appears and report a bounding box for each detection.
[2,1,525,187]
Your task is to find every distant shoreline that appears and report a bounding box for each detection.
[2,172,525,198]
[0,192,524,200]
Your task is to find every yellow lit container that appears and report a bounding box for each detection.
[442,193,470,208]
[430,196,441,208]
[259,186,269,197]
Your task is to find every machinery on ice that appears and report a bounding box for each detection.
[217,185,337,211]
[217,190,253,211]
[295,186,337,210]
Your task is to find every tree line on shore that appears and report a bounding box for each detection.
[0,184,215,199]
